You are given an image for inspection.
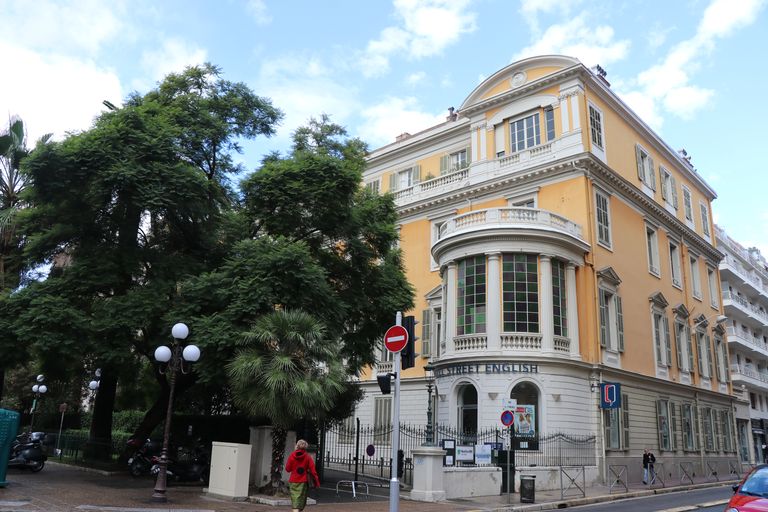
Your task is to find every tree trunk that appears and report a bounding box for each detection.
[86,373,117,461]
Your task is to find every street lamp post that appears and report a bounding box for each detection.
[29,375,47,430]
[152,323,201,502]
[424,363,435,446]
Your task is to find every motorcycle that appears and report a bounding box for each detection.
[8,432,47,472]
[150,442,209,483]
[126,438,162,477]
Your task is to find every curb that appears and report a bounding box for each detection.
[46,460,123,476]
[484,479,738,511]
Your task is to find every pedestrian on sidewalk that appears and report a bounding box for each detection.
[642,448,656,484]
[285,439,320,512]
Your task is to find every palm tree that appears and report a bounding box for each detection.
[227,309,346,494]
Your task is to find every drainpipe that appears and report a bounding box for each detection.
[598,369,606,484]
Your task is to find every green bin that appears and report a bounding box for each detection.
[0,409,20,487]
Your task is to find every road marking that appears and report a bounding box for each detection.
[77,507,215,512]
[0,502,30,507]
[656,500,729,512]
[696,499,729,507]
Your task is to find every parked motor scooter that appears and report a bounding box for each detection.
[126,438,162,477]
[8,432,47,472]
[150,442,209,483]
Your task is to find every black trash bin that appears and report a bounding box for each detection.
[520,475,535,503]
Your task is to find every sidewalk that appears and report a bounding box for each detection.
[0,462,739,512]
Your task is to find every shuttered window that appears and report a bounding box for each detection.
[374,397,392,443]
[657,400,672,451]
[421,309,432,357]
[595,190,612,247]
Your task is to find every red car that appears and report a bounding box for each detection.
[727,464,768,511]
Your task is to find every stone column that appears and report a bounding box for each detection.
[444,261,457,356]
[409,447,447,502]
[567,263,581,359]
[486,252,501,351]
[540,256,554,353]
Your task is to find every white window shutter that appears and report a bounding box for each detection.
[635,145,644,181]
[495,124,505,155]
[616,295,625,352]
[649,156,656,190]
[660,170,668,200]
[389,173,397,192]
[671,176,679,208]
[465,146,472,165]
[663,316,672,368]
[440,155,449,175]
[412,164,421,184]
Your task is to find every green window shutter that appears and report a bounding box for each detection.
[622,393,630,450]
[599,290,608,347]
[649,156,656,190]
[716,410,724,452]
[663,316,672,368]
[696,333,704,375]
[660,170,668,200]
[693,405,700,450]
[616,296,625,352]
[670,402,678,451]
[671,176,679,208]
[412,164,422,184]
[389,173,397,192]
[682,405,690,450]
[656,400,665,450]
[653,314,662,364]
[440,155,449,175]
[421,309,432,356]
[706,335,713,379]
[603,409,611,449]
[686,327,694,371]
[635,145,644,181]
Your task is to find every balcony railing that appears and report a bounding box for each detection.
[727,326,768,353]
[722,292,768,324]
[392,167,470,203]
[721,254,768,296]
[454,334,488,351]
[500,333,542,351]
[731,364,768,387]
[437,207,584,242]
[553,335,571,353]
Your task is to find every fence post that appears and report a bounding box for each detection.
[355,418,360,482]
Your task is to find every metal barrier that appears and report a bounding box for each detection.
[678,462,694,485]
[608,464,628,494]
[335,480,369,499]
[729,460,739,477]
[706,461,719,482]
[560,466,586,499]
[649,462,665,489]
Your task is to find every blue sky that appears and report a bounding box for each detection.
[2,0,767,253]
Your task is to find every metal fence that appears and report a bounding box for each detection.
[321,422,596,485]
[51,431,132,464]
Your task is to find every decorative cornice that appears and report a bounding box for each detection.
[673,303,691,318]
[649,291,669,308]
[597,266,622,286]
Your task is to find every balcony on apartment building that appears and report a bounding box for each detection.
[720,254,768,300]
[731,363,768,391]
[392,134,583,208]
[727,326,768,358]
[722,291,768,327]
[432,207,589,363]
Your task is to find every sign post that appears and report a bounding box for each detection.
[386,312,407,512]
[500,399,516,503]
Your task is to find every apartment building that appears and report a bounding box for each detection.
[354,55,736,478]
[716,225,768,464]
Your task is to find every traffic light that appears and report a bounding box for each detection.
[377,373,392,394]
[401,315,418,370]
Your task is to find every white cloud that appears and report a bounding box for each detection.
[360,0,477,77]
[254,54,361,146]
[246,0,272,25]
[140,38,208,83]
[406,71,427,85]
[619,0,766,129]
[512,14,630,68]
[358,96,445,147]
[0,42,123,142]
[519,0,581,34]
[647,23,674,51]
[0,0,126,55]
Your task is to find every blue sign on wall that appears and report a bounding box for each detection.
[600,382,621,409]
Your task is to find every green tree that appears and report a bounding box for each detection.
[5,64,281,452]
[228,309,345,492]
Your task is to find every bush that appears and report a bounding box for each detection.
[112,410,145,433]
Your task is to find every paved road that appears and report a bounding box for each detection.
[568,485,732,512]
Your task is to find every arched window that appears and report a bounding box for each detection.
[457,384,478,441]
[510,381,539,434]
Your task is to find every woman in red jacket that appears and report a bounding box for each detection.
[285,439,319,512]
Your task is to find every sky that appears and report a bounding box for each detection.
[1,0,767,255]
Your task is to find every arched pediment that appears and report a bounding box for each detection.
[459,55,581,111]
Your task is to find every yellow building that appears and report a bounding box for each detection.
[357,55,737,481]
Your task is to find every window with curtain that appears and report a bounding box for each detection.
[502,254,538,332]
[457,256,486,335]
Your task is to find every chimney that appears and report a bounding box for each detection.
[395,132,412,142]
[591,65,610,87]
[677,149,693,167]
[446,107,458,121]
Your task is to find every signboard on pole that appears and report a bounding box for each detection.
[383,325,408,353]
[501,410,514,427]
[600,382,621,409]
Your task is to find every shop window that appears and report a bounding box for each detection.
[457,384,478,441]
[510,381,540,434]
[502,254,538,333]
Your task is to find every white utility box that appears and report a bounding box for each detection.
[207,441,252,500]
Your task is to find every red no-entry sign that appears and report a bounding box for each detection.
[501,410,515,427]
[384,325,408,353]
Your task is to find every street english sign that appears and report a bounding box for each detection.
[436,361,539,378]
[599,382,621,409]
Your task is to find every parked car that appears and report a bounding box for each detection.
[727,464,768,511]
